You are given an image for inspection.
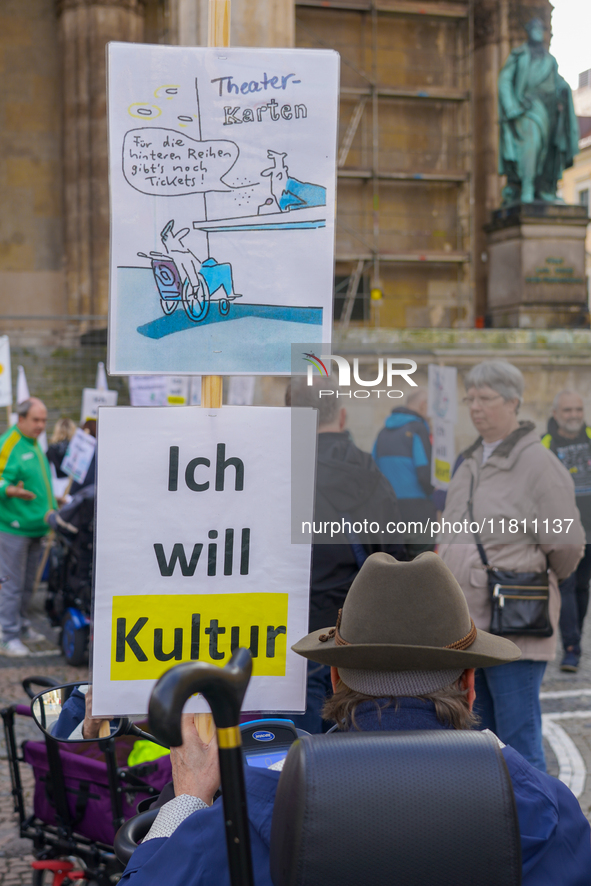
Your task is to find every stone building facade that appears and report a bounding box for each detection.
[0,0,559,348]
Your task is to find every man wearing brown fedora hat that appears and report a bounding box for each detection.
[120,553,591,886]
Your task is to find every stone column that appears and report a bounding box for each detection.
[57,0,145,324]
[168,0,205,46]
[231,0,294,48]
[472,0,502,322]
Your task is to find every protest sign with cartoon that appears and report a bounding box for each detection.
[107,44,339,376]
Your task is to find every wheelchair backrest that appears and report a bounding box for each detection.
[270,729,521,886]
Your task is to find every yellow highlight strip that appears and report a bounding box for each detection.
[110,592,289,681]
[0,429,20,481]
[217,725,241,749]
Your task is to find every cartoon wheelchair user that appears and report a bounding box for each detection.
[138,220,242,323]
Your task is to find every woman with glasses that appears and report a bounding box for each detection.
[438,360,584,772]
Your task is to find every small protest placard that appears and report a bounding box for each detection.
[107,43,339,376]
[92,406,316,716]
[431,418,455,489]
[129,376,168,406]
[81,389,118,424]
[427,364,457,425]
[61,429,97,484]
[428,365,457,490]
[129,376,202,406]
[165,377,190,405]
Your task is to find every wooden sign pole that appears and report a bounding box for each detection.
[195,0,232,745]
[200,0,230,412]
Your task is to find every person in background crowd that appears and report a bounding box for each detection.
[46,418,76,480]
[372,388,437,529]
[120,554,591,886]
[542,391,591,673]
[438,361,584,772]
[0,398,57,656]
[542,390,591,672]
[286,376,405,733]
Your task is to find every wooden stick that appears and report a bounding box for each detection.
[195,0,231,747]
[98,720,111,739]
[201,375,223,408]
[32,477,74,598]
[208,0,230,47]
[5,405,11,428]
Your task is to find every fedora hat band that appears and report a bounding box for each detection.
[318,609,349,647]
[318,610,478,653]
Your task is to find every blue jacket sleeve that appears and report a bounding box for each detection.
[120,769,279,886]
[52,690,86,738]
[502,746,591,886]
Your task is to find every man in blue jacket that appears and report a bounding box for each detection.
[120,553,591,886]
[372,389,436,530]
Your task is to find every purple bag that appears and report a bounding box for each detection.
[23,740,172,845]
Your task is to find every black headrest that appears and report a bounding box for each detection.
[270,729,521,886]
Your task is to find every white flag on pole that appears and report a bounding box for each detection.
[16,366,30,404]
[95,362,109,391]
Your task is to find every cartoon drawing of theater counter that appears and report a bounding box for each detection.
[107,43,338,374]
[138,148,327,325]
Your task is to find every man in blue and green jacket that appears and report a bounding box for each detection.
[372,389,436,531]
[0,398,56,656]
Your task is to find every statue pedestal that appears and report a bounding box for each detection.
[485,203,589,328]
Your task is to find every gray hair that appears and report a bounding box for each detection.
[286,375,339,426]
[16,399,33,418]
[406,387,427,409]
[552,389,582,411]
[464,361,524,407]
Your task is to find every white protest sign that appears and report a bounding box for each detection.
[81,388,118,423]
[107,44,339,376]
[431,417,455,489]
[92,407,316,716]
[61,429,97,484]
[228,376,255,406]
[189,377,202,405]
[427,364,457,425]
[166,377,190,405]
[0,337,11,407]
[428,364,457,490]
[129,376,168,406]
[129,376,202,405]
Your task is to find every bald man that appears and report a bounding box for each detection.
[0,398,56,656]
[543,391,591,671]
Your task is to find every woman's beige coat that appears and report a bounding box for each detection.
[439,423,584,661]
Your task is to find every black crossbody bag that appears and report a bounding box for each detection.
[468,477,552,637]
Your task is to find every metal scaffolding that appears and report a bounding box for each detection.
[296,0,472,328]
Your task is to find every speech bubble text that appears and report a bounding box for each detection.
[122,127,239,195]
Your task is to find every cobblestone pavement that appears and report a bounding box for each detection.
[0,590,88,885]
[2,592,591,882]
[540,610,591,822]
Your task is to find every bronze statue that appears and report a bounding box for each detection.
[498,17,579,205]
